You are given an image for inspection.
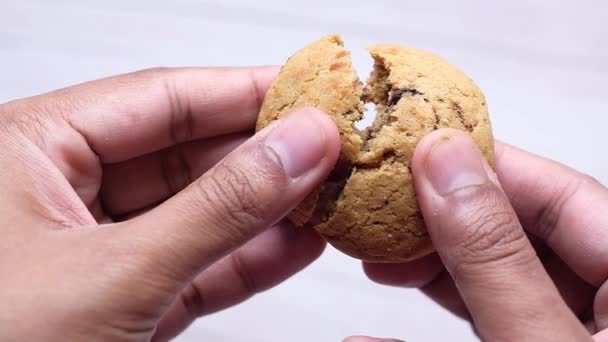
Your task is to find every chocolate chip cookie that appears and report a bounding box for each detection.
[256,34,494,263]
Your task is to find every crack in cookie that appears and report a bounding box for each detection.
[255,34,494,263]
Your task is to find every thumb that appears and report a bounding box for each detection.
[120,107,339,287]
[411,129,590,341]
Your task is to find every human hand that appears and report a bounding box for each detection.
[351,128,606,341]
[0,66,340,341]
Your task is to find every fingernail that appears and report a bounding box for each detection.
[265,109,327,178]
[426,133,488,195]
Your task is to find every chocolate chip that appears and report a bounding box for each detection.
[387,89,404,106]
[326,158,353,181]
[381,149,397,161]
[387,88,423,106]
[452,102,463,114]
[434,112,440,130]
[452,102,473,132]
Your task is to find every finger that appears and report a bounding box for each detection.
[365,254,470,319]
[594,330,608,341]
[101,133,249,216]
[362,257,480,320]
[119,107,340,292]
[366,251,595,323]
[411,128,591,341]
[422,253,596,322]
[363,254,443,288]
[365,233,594,322]
[39,66,278,163]
[343,336,404,342]
[421,269,470,319]
[152,221,325,341]
[592,280,608,331]
[424,256,595,320]
[495,141,608,286]
[543,252,596,320]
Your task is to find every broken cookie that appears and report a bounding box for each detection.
[255,34,494,263]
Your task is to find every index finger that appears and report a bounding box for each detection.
[494,141,608,285]
[31,66,279,163]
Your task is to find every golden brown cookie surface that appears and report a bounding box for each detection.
[256,34,494,263]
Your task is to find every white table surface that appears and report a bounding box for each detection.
[2,1,606,341]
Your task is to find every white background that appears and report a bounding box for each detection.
[1,1,607,341]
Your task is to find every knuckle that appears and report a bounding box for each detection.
[445,185,531,269]
[180,282,206,318]
[161,73,194,145]
[534,171,597,242]
[247,69,264,110]
[230,251,258,295]
[160,144,193,195]
[0,103,10,132]
[1,98,57,141]
[183,142,287,242]
[135,66,172,78]
[194,160,267,233]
